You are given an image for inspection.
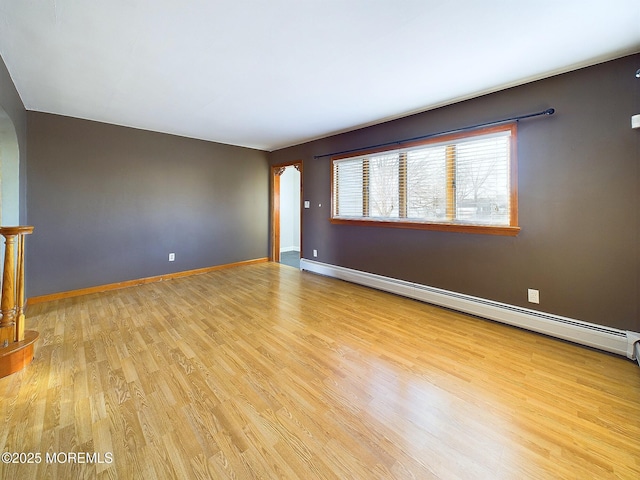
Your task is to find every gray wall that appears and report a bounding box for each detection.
[27,112,269,297]
[269,54,640,332]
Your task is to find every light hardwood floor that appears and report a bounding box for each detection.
[1,263,639,479]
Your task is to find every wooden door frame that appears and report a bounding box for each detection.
[270,161,303,262]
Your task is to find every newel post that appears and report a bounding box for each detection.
[0,232,17,345]
[0,226,37,377]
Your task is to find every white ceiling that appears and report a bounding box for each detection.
[1,1,639,151]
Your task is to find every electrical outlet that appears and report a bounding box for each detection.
[313,249,318,257]
[527,288,539,304]
[169,253,175,262]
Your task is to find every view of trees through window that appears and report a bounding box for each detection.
[332,125,514,228]
[369,154,399,218]
[406,146,447,220]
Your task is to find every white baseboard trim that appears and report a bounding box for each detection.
[629,331,640,366]
[300,259,640,361]
[280,247,300,253]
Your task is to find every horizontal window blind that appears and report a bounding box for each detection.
[334,158,364,217]
[455,133,511,225]
[406,145,447,221]
[332,124,515,229]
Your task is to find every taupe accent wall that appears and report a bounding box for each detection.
[269,54,640,332]
[27,112,269,297]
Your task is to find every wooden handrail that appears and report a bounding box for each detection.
[0,226,35,365]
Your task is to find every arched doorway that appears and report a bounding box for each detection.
[270,161,302,266]
[0,106,20,226]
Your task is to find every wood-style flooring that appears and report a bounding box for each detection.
[1,262,639,479]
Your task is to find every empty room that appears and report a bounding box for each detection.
[0,1,639,479]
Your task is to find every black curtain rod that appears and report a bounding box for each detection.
[313,108,555,159]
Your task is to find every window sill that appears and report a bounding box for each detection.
[330,218,521,236]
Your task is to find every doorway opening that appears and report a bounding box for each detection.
[0,107,20,226]
[271,162,302,268]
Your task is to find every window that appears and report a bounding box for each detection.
[331,124,519,235]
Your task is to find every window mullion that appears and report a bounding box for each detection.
[363,158,370,217]
[334,165,339,216]
[399,152,407,218]
[446,145,456,221]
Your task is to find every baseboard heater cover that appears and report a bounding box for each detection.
[300,259,640,361]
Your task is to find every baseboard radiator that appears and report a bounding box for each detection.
[300,259,640,362]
